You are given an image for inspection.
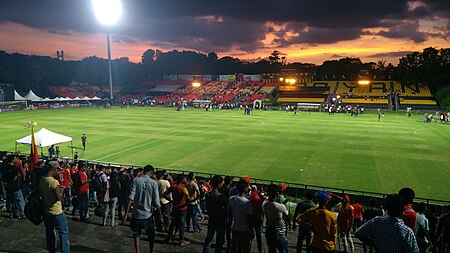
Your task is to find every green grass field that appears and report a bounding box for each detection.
[0,107,449,200]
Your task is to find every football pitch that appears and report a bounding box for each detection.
[0,107,449,201]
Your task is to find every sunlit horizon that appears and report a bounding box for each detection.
[0,22,448,66]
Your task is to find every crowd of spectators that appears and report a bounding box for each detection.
[1,152,450,253]
[424,112,450,124]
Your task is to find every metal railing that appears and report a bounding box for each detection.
[4,152,449,212]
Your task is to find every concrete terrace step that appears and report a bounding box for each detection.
[0,211,366,253]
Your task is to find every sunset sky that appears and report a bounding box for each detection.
[0,0,449,65]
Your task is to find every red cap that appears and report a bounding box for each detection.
[280,183,287,191]
[243,176,250,183]
[344,194,350,201]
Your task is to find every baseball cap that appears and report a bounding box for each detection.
[49,161,62,169]
[315,190,329,202]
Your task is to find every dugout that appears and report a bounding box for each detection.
[192,99,212,108]
[297,103,321,112]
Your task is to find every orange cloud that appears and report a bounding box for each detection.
[0,22,448,65]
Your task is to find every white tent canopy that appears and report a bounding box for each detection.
[24,90,43,101]
[14,90,26,101]
[16,128,73,148]
[41,97,53,102]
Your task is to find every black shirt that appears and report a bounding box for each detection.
[109,172,120,198]
[2,164,21,192]
[205,191,227,227]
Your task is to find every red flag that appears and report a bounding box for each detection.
[30,127,39,171]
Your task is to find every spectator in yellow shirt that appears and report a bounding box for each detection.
[39,163,70,253]
[296,190,337,253]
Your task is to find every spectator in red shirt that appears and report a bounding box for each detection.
[399,187,417,230]
[337,195,355,253]
[163,174,190,246]
[75,163,90,222]
[249,185,264,253]
[352,198,364,232]
[53,161,72,211]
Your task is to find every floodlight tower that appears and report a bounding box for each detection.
[92,0,122,100]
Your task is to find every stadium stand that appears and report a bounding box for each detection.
[118,78,439,110]
[400,99,437,105]
[147,80,273,105]
[275,82,334,104]
[394,82,438,109]
[50,85,103,98]
[342,98,389,104]
[260,82,279,94]
[335,81,388,97]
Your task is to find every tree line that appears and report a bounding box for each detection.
[0,47,448,103]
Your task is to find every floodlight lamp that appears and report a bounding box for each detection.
[285,79,290,83]
[279,77,284,82]
[93,0,122,25]
[358,80,370,85]
[192,82,201,87]
[290,79,296,84]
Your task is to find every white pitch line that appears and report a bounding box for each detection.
[94,127,198,161]
[424,124,450,139]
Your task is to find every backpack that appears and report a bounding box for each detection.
[91,172,105,192]
[25,191,44,225]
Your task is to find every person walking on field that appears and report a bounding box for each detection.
[81,134,87,151]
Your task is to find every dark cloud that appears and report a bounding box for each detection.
[272,24,363,46]
[375,21,427,43]
[0,0,448,54]
[331,54,345,58]
[368,51,415,58]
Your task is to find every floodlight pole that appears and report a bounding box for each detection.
[106,29,113,100]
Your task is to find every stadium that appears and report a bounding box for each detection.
[2,76,449,194]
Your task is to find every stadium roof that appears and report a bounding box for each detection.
[23,90,42,101]
[14,90,26,101]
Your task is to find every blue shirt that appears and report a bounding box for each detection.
[128,175,160,219]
